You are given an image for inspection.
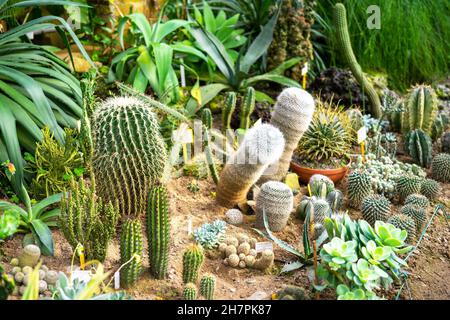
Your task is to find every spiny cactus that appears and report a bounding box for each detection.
[224,209,243,225]
[240,87,255,130]
[387,214,416,243]
[312,199,332,227]
[404,194,429,209]
[402,85,437,134]
[333,3,381,118]
[92,96,168,217]
[361,194,391,226]
[405,129,432,168]
[442,131,450,153]
[183,283,197,300]
[147,186,170,279]
[396,176,423,202]
[259,88,315,183]
[431,153,450,183]
[346,108,363,132]
[18,245,41,268]
[420,179,441,201]
[327,189,344,211]
[199,273,216,300]
[222,92,236,132]
[401,204,427,233]
[347,171,373,209]
[201,108,212,130]
[256,181,294,232]
[216,124,285,208]
[60,178,119,262]
[120,218,143,287]
[253,249,274,271]
[182,244,204,284]
[431,114,449,142]
[296,195,316,221]
[309,174,335,199]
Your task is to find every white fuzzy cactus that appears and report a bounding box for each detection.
[217,124,285,208]
[259,88,315,183]
[256,181,294,232]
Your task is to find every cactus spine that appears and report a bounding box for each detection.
[431,153,450,183]
[222,92,236,132]
[199,273,216,300]
[240,87,255,130]
[387,214,416,243]
[147,186,170,279]
[259,88,315,183]
[404,193,429,209]
[361,195,391,226]
[333,3,381,118]
[92,97,168,217]
[397,176,423,202]
[402,85,438,134]
[405,129,432,168]
[347,171,373,209]
[216,124,285,208]
[183,283,197,300]
[120,218,143,287]
[420,179,441,201]
[256,181,294,232]
[182,244,204,284]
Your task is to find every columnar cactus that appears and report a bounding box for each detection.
[199,273,216,300]
[387,214,416,243]
[327,189,344,211]
[401,204,427,233]
[361,195,391,226]
[312,199,332,228]
[183,283,197,300]
[216,124,285,208]
[201,108,213,130]
[405,129,432,168]
[404,194,429,209]
[258,87,315,183]
[120,218,143,287]
[256,181,294,232]
[92,96,168,217]
[396,176,423,202]
[347,171,373,209]
[222,92,237,132]
[182,244,204,284]
[240,87,255,130]
[402,85,438,134]
[334,3,381,118]
[420,179,441,201]
[431,153,450,183]
[147,186,170,279]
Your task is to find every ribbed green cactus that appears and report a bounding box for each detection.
[120,218,143,287]
[256,181,294,232]
[296,195,316,221]
[199,273,216,300]
[183,283,197,300]
[420,179,441,201]
[222,92,236,132]
[201,108,220,185]
[431,114,449,142]
[405,129,432,168]
[401,204,427,233]
[387,214,416,243]
[147,186,170,279]
[361,194,391,226]
[396,176,423,202]
[201,108,213,130]
[402,85,437,134]
[347,171,373,209]
[60,178,119,262]
[309,174,335,199]
[326,189,344,211]
[240,87,255,130]
[431,153,450,183]
[92,96,168,217]
[182,244,204,284]
[404,193,429,209]
[333,3,381,118]
[312,199,332,227]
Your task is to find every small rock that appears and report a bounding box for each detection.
[246,291,268,300]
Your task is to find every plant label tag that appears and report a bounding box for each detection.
[255,242,273,253]
[187,218,192,235]
[301,63,308,76]
[357,127,367,144]
[72,270,92,283]
[114,271,120,289]
[180,64,186,87]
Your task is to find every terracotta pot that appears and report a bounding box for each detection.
[290,161,349,184]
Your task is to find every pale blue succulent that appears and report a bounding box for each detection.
[193,220,227,249]
[320,237,358,271]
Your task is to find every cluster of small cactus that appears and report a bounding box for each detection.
[387,214,416,243]
[431,153,450,183]
[402,85,438,134]
[147,186,171,279]
[361,194,391,226]
[216,123,285,208]
[420,179,441,201]
[239,87,256,131]
[120,219,143,287]
[183,283,197,300]
[199,273,216,300]
[405,129,432,168]
[224,209,243,225]
[222,92,237,132]
[258,87,315,183]
[309,174,335,199]
[404,194,429,209]
[347,171,373,208]
[255,181,294,232]
[396,176,423,202]
[182,244,205,284]
[219,234,274,271]
[401,204,427,234]
[92,96,168,217]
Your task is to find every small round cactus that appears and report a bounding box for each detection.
[224,209,243,225]
[10,258,19,267]
[431,153,450,183]
[183,283,197,300]
[45,271,58,285]
[396,176,423,201]
[253,249,274,271]
[14,272,25,283]
[404,193,429,208]
[200,273,216,300]
[420,179,441,201]
[347,171,373,209]
[225,236,239,247]
[38,280,48,293]
[18,244,41,268]
[388,214,416,243]
[237,242,251,255]
[182,244,204,284]
[227,254,240,267]
[361,194,391,226]
[401,204,427,233]
[309,174,335,199]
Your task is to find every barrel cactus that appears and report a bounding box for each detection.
[396,176,423,202]
[216,124,285,208]
[18,245,41,268]
[120,218,143,287]
[183,283,197,300]
[309,174,335,199]
[199,273,216,300]
[182,244,204,284]
[347,171,373,209]
[431,153,450,183]
[312,199,332,227]
[147,186,170,279]
[92,96,168,217]
[296,195,316,221]
[256,181,294,232]
[420,179,441,201]
[259,87,315,183]
[401,204,427,233]
[361,194,391,226]
[405,129,432,168]
[404,194,429,209]
[387,214,416,243]
[402,85,438,134]
[327,189,344,211]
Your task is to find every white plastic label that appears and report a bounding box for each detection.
[255,242,273,253]
[72,270,91,283]
[301,63,309,75]
[357,126,367,144]
[114,271,120,289]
